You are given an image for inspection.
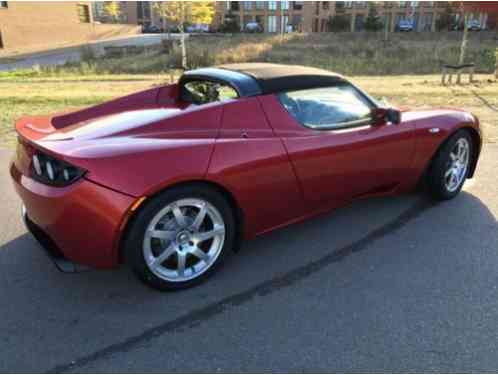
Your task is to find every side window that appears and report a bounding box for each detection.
[278,84,374,130]
[183,80,238,105]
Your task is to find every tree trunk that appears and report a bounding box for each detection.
[459,13,469,65]
[180,27,187,69]
[384,16,389,42]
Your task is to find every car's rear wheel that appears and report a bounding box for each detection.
[427,130,472,200]
[124,185,235,291]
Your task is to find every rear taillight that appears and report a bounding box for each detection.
[31,152,85,187]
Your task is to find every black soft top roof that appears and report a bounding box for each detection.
[180,63,345,97]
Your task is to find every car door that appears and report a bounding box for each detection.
[259,83,416,212]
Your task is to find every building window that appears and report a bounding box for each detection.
[281,1,289,11]
[255,1,265,10]
[230,1,240,11]
[268,15,277,32]
[243,1,252,10]
[344,2,353,8]
[410,1,419,7]
[399,1,407,7]
[293,1,303,11]
[313,18,319,32]
[137,2,151,19]
[422,13,433,30]
[322,2,329,10]
[0,2,7,8]
[282,15,289,31]
[143,2,151,18]
[355,14,365,30]
[77,4,91,23]
[291,14,302,30]
[268,1,277,11]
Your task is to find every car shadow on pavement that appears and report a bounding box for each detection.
[0,191,496,302]
[1,190,497,373]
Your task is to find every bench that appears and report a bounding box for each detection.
[441,63,475,85]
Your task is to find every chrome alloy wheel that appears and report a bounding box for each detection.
[444,138,470,193]
[143,198,226,282]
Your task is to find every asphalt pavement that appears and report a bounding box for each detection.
[0,145,497,373]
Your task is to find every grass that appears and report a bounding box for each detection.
[1,32,496,78]
[1,33,496,147]
[1,73,497,148]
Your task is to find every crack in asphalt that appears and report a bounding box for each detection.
[48,198,437,374]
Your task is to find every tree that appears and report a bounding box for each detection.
[364,4,384,32]
[327,14,350,32]
[459,2,498,65]
[218,11,240,33]
[154,1,215,69]
[435,4,454,31]
[103,1,121,24]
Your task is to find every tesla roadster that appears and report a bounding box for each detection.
[10,63,482,290]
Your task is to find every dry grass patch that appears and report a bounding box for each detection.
[1,73,496,148]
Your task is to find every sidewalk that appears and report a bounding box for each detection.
[0,34,175,71]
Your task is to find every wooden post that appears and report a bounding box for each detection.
[441,66,448,86]
[495,48,498,79]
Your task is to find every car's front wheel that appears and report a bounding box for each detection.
[124,185,235,291]
[427,130,473,200]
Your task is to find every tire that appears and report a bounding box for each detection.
[427,130,473,201]
[123,184,236,291]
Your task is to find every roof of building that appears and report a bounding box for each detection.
[180,63,345,97]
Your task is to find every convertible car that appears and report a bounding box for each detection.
[10,63,481,290]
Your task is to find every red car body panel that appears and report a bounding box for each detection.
[10,75,482,269]
[258,95,418,207]
[207,97,305,237]
[10,158,134,268]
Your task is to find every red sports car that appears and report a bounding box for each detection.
[10,63,481,290]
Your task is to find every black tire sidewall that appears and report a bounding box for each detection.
[123,185,235,291]
[428,130,473,200]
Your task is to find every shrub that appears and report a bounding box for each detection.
[80,45,96,62]
[364,4,384,32]
[328,15,350,32]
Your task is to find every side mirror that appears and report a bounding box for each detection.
[371,108,401,126]
[386,108,402,125]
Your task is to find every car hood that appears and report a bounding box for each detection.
[401,108,475,123]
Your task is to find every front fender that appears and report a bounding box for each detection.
[408,109,481,179]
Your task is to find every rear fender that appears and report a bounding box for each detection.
[52,84,180,129]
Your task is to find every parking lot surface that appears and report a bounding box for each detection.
[0,146,497,373]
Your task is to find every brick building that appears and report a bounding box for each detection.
[214,1,494,33]
[0,1,139,52]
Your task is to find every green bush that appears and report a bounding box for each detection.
[327,15,350,32]
[364,5,384,32]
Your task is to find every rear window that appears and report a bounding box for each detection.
[182,80,238,105]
